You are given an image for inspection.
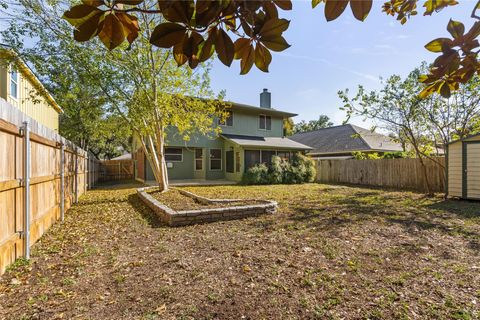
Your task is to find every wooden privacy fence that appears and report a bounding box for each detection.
[0,100,100,275]
[315,157,446,193]
[99,159,134,182]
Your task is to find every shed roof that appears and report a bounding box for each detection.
[447,133,480,145]
[290,124,403,155]
[221,134,312,150]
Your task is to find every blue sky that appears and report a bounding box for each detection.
[209,1,472,127]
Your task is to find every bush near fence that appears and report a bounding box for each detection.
[0,100,100,275]
[315,157,445,193]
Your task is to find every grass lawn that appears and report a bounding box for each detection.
[0,183,479,319]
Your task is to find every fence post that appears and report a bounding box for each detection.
[60,143,65,222]
[74,148,78,203]
[22,121,31,260]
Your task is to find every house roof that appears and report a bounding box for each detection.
[221,134,312,150]
[0,45,62,114]
[290,124,403,155]
[229,102,297,118]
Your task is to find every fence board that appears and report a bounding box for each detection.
[0,100,101,275]
[315,157,445,193]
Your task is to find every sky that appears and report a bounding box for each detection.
[208,1,473,128]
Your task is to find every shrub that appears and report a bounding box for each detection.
[242,163,269,184]
[242,153,316,185]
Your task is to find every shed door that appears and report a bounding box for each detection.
[466,143,480,199]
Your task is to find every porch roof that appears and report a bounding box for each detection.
[221,134,312,150]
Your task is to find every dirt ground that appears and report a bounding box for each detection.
[0,182,479,320]
[147,189,260,211]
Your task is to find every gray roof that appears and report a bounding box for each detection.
[290,124,403,155]
[230,102,297,118]
[221,134,312,150]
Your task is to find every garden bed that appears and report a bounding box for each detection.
[138,187,277,226]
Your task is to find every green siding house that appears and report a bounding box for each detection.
[133,89,311,183]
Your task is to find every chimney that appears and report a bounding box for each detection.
[260,88,271,108]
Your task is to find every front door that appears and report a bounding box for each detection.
[194,148,206,179]
[466,142,480,199]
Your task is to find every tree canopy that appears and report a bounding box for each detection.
[60,0,480,98]
[294,115,334,134]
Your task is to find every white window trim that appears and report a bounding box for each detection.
[218,110,234,127]
[9,66,19,101]
[259,114,272,131]
[209,148,222,171]
[165,148,183,162]
[194,148,203,171]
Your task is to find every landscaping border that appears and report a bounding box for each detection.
[137,187,277,226]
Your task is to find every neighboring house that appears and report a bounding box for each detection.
[133,89,311,182]
[0,45,62,131]
[290,124,403,159]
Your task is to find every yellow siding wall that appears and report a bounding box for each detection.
[0,64,59,131]
[448,142,462,197]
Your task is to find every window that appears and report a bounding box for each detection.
[165,148,183,162]
[210,149,222,170]
[235,152,241,173]
[218,110,233,126]
[261,150,276,165]
[259,114,271,130]
[244,150,261,171]
[10,68,18,99]
[226,150,234,173]
[277,151,292,161]
[195,148,203,170]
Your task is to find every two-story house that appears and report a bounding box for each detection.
[0,45,62,131]
[133,89,311,183]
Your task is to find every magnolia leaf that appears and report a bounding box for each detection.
[350,0,372,21]
[254,43,272,72]
[264,1,279,19]
[182,31,203,57]
[116,12,140,44]
[446,19,464,38]
[259,18,290,38]
[114,0,144,5]
[439,82,451,98]
[259,35,290,52]
[73,11,104,42]
[312,0,322,9]
[63,4,102,28]
[234,38,251,59]
[423,0,458,16]
[150,23,186,48]
[82,0,104,7]
[240,44,255,75]
[424,38,452,52]
[98,13,125,50]
[198,31,216,62]
[215,28,234,66]
[173,41,188,66]
[273,0,292,10]
[325,0,349,21]
[161,0,194,24]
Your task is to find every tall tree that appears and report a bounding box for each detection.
[294,115,334,134]
[2,0,228,190]
[60,0,480,98]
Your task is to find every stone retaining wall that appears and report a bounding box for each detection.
[137,187,277,227]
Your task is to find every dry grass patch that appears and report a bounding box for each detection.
[0,182,479,320]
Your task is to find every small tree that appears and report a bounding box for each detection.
[340,65,480,194]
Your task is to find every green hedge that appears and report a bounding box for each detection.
[242,153,316,185]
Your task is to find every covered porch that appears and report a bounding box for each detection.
[145,179,238,187]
